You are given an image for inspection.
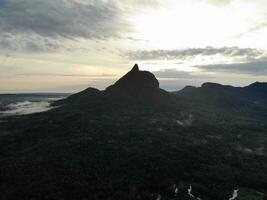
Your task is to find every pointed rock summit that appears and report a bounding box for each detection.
[132,63,139,72]
[104,64,164,103]
[106,64,159,93]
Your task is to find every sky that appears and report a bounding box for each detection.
[0,0,267,93]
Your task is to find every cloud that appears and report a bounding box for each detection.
[16,73,115,77]
[153,68,212,79]
[123,0,162,8]
[235,22,267,38]
[247,22,267,33]
[127,46,265,61]
[205,0,232,6]
[0,0,131,52]
[0,34,65,52]
[196,61,267,75]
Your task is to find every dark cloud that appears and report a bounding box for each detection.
[127,47,264,61]
[0,0,131,52]
[0,34,65,52]
[196,61,267,75]
[0,0,128,39]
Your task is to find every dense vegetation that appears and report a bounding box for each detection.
[0,65,266,200]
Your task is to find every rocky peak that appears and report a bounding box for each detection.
[131,63,139,72]
[106,64,159,93]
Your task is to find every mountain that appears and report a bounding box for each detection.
[106,64,159,93]
[105,64,169,104]
[58,64,171,107]
[0,65,267,200]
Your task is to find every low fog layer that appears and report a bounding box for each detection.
[0,97,64,116]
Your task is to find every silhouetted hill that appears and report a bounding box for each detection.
[246,81,267,91]
[244,82,267,102]
[176,81,267,109]
[65,87,100,101]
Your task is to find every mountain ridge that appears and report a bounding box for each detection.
[61,65,267,109]
[177,80,267,105]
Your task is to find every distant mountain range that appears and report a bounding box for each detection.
[177,81,267,105]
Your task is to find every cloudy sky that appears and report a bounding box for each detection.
[0,0,267,92]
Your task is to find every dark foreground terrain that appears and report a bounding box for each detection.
[0,65,266,200]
